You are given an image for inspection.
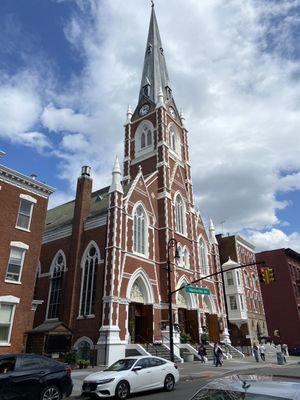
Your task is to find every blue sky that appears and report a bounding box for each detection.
[1,0,300,252]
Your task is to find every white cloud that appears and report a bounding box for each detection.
[248,228,300,252]
[2,0,300,251]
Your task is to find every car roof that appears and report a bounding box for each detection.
[124,355,167,360]
[202,375,300,399]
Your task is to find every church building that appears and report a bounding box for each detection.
[30,5,229,365]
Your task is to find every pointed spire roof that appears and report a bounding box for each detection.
[109,156,123,194]
[138,4,172,105]
[209,218,218,245]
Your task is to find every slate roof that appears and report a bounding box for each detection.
[45,182,132,232]
[28,321,72,334]
[138,5,171,105]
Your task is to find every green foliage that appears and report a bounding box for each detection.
[63,352,77,365]
[201,333,210,344]
[180,332,192,343]
[78,359,90,368]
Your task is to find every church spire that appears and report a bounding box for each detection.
[138,4,172,106]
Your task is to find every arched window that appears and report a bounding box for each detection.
[244,271,250,287]
[80,244,99,317]
[47,251,65,320]
[175,194,185,234]
[137,121,153,152]
[176,245,182,267]
[169,125,176,151]
[183,247,189,269]
[134,204,147,255]
[252,274,257,290]
[199,238,207,275]
[77,340,91,361]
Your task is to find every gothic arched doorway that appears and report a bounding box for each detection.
[128,276,153,344]
[203,295,220,343]
[177,290,199,343]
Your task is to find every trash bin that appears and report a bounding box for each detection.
[277,352,284,365]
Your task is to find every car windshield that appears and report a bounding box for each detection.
[105,359,136,372]
[194,390,292,400]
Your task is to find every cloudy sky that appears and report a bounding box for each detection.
[1,0,300,252]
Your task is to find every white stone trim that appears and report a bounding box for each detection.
[126,268,155,304]
[73,336,94,350]
[10,241,29,250]
[0,295,20,304]
[19,193,37,204]
[42,225,72,244]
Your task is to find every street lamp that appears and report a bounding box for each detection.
[166,238,180,362]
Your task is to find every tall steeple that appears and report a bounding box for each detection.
[138,3,173,107]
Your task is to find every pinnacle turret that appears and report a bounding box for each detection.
[109,156,123,194]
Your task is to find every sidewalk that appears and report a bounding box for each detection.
[69,356,300,398]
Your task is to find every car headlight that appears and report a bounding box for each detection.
[96,378,115,385]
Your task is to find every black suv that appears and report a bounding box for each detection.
[0,353,73,400]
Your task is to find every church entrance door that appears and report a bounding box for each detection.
[178,308,199,343]
[128,302,153,343]
[206,313,220,343]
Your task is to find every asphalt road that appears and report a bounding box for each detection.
[68,378,206,400]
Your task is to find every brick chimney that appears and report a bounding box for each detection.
[66,166,92,327]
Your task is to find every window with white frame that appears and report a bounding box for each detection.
[227,271,234,286]
[0,303,14,344]
[229,295,237,310]
[133,205,147,255]
[239,294,244,311]
[176,245,182,267]
[244,271,250,287]
[175,194,185,234]
[169,125,176,152]
[199,238,208,275]
[5,247,26,282]
[16,199,34,230]
[236,270,241,286]
[183,247,189,269]
[47,252,65,319]
[252,274,257,290]
[135,121,153,155]
[80,244,99,317]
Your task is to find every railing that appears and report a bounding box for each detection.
[135,335,158,356]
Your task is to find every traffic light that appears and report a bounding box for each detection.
[268,268,276,283]
[259,267,276,284]
[259,268,268,284]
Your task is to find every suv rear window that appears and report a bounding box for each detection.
[20,356,42,370]
[0,357,16,374]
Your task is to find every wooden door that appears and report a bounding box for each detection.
[186,310,199,343]
[206,313,220,343]
[141,304,153,343]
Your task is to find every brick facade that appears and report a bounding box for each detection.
[217,234,267,346]
[256,248,300,348]
[0,163,54,353]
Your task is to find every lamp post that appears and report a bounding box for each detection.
[166,238,180,362]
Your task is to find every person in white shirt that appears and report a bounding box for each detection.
[259,343,266,361]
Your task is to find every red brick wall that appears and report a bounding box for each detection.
[0,181,49,353]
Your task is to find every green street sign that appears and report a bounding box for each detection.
[185,286,210,295]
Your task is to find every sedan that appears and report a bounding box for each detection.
[192,375,300,400]
[0,353,73,400]
[82,356,180,399]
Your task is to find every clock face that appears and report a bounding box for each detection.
[169,107,176,118]
[139,104,150,116]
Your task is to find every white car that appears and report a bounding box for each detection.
[82,355,180,399]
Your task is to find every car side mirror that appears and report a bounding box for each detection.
[132,366,142,372]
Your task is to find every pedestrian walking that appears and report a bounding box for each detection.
[197,344,207,363]
[252,343,259,362]
[213,342,223,367]
[259,343,266,361]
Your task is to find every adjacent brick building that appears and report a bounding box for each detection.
[32,5,229,366]
[256,248,300,349]
[0,159,54,354]
[217,234,267,346]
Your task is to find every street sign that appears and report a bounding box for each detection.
[185,286,210,295]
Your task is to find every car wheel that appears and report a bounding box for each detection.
[40,385,61,400]
[164,374,175,392]
[115,380,130,400]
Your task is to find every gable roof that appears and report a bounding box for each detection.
[45,182,132,231]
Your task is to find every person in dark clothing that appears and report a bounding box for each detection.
[197,344,207,363]
[213,342,223,367]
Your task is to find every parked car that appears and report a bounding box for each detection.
[82,355,179,399]
[191,375,300,399]
[289,345,300,356]
[0,353,73,400]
